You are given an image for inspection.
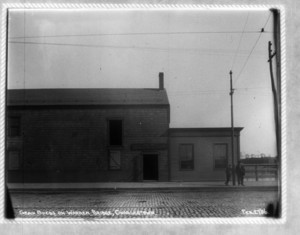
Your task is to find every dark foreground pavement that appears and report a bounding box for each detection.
[9,187,279,219]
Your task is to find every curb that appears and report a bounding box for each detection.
[8,186,279,193]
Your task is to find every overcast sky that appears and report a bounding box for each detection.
[7,9,277,156]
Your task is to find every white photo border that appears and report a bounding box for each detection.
[0,3,286,224]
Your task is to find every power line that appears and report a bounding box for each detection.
[169,89,228,94]
[233,12,272,85]
[168,87,271,95]
[238,34,263,82]
[234,34,262,84]
[235,87,270,90]
[8,41,267,57]
[263,12,272,29]
[231,13,249,70]
[235,93,271,97]
[9,30,272,39]
[169,92,271,97]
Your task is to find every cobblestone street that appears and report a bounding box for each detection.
[10,189,279,218]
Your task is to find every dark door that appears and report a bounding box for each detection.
[143,154,158,180]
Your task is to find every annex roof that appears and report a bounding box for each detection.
[7,88,169,106]
[169,127,243,137]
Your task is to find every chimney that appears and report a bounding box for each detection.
[159,72,164,90]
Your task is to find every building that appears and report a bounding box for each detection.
[169,128,243,182]
[6,74,243,183]
[7,74,170,183]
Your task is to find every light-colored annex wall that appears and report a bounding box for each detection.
[169,136,240,181]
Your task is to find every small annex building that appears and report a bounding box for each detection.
[7,74,243,183]
[169,128,243,182]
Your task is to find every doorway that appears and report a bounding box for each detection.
[143,154,158,181]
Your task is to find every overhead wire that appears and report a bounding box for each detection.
[233,35,262,84]
[167,87,272,96]
[235,87,270,90]
[231,13,249,71]
[233,12,272,85]
[169,92,271,97]
[9,30,272,39]
[8,41,267,57]
[10,13,273,97]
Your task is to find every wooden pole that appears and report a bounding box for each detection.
[230,70,236,186]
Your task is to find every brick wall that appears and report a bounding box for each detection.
[7,106,169,183]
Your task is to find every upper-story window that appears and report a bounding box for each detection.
[108,119,123,146]
[8,116,21,137]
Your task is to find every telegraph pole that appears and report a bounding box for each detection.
[268,40,280,217]
[229,70,236,186]
[270,9,281,217]
[268,41,279,153]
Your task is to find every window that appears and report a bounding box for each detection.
[108,119,123,146]
[213,144,228,169]
[179,144,194,170]
[8,116,21,137]
[8,151,20,170]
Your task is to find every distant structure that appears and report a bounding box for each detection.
[7,73,242,183]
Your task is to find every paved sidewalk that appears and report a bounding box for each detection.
[8,180,279,191]
[10,189,279,218]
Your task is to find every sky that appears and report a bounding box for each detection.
[7,9,277,157]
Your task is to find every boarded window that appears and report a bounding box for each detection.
[8,151,20,170]
[109,150,121,170]
[179,144,194,170]
[213,144,228,169]
[108,120,123,146]
[8,117,21,137]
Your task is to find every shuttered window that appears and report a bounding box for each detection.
[109,150,121,170]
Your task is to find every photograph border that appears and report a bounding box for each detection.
[0,3,286,225]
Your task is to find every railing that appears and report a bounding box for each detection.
[243,164,278,181]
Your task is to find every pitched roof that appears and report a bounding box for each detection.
[7,88,169,106]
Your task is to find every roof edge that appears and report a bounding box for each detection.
[169,127,244,132]
[7,88,170,106]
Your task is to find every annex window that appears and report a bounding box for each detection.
[213,144,228,169]
[108,119,123,146]
[8,116,21,137]
[8,150,20,170]
[179,144,194,170]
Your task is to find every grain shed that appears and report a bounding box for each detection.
[7,81,170,183]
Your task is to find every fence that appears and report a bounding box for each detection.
[243,164,278,181]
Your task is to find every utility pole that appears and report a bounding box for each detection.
[229,70,236,186]
[271,8,281,218]
[268,41,281,164]
[268,40,281,217]
[268,41,280,158]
